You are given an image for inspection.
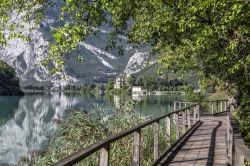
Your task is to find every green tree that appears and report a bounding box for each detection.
[2,0,250,139]
[106,79,114,91]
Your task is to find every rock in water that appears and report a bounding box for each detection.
[0,60,24,96]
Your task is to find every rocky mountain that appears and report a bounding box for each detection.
[0,2,152,88]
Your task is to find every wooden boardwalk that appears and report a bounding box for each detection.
[157,116,228,166]
[54,100,250,166]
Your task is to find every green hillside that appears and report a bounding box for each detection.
[131,64,199,91]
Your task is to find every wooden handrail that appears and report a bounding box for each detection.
[227,104,250,165]
[54,103,200,166]
[174,99,228,115]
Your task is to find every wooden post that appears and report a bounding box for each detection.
[224,100,227,111]
[175,113,179,139]
[181,110,186,134]
[220,101,223,112]
[216,101,219,113]
[133,130,141,166]
[154,120,160,162]
[182,110,186,125]
[100,145,109,166]
[187,109,191,129]
[197,104,200,120]
[174,101,176,111]
[193,106,196,123]
[165,115,171,147]
[185,102,187,108]
[211,102,214,114]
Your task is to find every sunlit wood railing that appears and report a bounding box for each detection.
[174,100,228,115]
[227,104,250,166]
[54,103,200,166]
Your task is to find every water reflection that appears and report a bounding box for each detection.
[0,93,182,165]
[0,92,111,165]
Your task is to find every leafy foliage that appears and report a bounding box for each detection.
[0,60,24,96]
[2,1,249,86]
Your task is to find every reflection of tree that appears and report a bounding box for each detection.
[0,93,82,165]
[0,96,21,126]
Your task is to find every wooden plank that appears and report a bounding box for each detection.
[196,104,200,120]
[193,106,196,124]
[53,103,199,166]
[133,130,141,166]
[154,120,160,161]
[100,146,109,166]
[224,101,227,111]
[187,109,191,129]
[165,115,171,147]
[211,102,214,114]
[182,110,186,125]
[216,101,219,113]
[220,101,223,112]
[175,113,179,139]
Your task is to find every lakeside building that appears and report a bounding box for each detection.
[132,86,145,95]
[114,74,131,89]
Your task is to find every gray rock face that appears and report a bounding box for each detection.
[0,3,151,87]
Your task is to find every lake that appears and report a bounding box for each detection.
[0,92,183,165]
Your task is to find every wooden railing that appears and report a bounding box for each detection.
[227,104,250,166]
[174,100,228,115]
[54,103,200,166]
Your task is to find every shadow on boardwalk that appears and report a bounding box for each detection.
[158,116,228,166]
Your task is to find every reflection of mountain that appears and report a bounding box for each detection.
[0,93,87,165]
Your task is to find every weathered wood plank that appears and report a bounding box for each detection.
[100,146,109,166]
[158,116,228,166]
[165,115,171,147]
[154,120,160,161]
[211,102,214,114]
[133,130,141,166]
[175,113,179,139]
[187,109,191,129]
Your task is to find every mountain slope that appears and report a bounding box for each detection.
[0,2,152,87]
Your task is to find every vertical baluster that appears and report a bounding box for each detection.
[182,110,185,125]
[220,101,223,112]
[197,104,200,120]
[165,115,171,147]
[182,110,186,134]
[224,100,227,111]
[133,130,141,166]
[211,102,214,114]
[216,101,219,113]
[100,145,109,166]
[154,120,160,161]
[175,113,179,139]
[187,109,191,129]
[174,101,176,111]
[193,106,196,124]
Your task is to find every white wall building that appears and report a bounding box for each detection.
[132,86,145,95]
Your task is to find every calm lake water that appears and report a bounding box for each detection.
[0,92,183,165]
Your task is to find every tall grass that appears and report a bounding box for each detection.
[31,101,178,166]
